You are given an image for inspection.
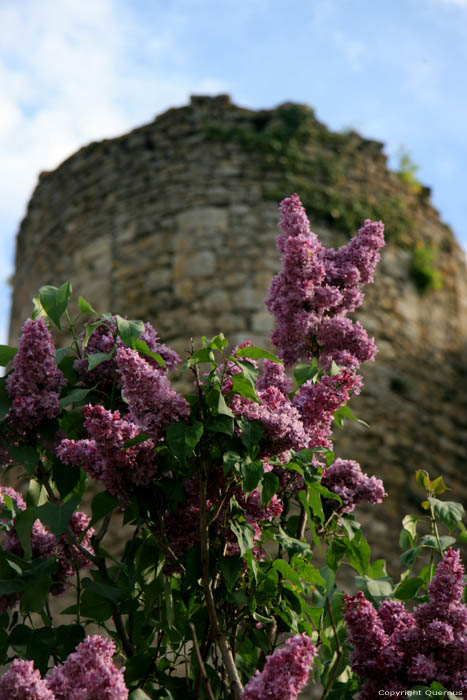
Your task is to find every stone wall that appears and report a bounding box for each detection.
[9,94,467,575]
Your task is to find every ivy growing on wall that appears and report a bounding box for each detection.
[204,104,444,294]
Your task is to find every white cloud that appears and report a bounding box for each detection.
[0,0,229,343]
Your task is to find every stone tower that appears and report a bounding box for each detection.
[9,95,467,571]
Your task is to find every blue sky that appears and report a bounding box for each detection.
[1,0,466,344]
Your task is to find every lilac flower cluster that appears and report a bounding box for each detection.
[6,318,66,432]
[321,458,386,514]
[344,548,467,697]
[0,488,94,611]
[46,635,128,700]
[293,369,362,448]
[74,318,180,389]
[243,633,317,700]
[57,405,158,502]
[265,193,384,369]
[117,347,189,439]
[0,636,128,700]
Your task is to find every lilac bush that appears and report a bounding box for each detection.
[0,194,464,700]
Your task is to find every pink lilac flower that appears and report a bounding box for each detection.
[265,194,384,370]
[46,635,128,700]
[57,405,158,502]
[52,511,95,594]
[317,317,377,371]
[0,659,55,700]
[0,486,26,519]
[293,369,362,449]
[117,347,189,439]
[344,549,467,696]
[321,459,386,514]
[256,360,293,396]
[231,386,308,460]
[243,633,317,700]
[6,318,66,431]
[74,319,180,389]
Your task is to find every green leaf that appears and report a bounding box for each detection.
[415,469,430,490]
[273,559,303,588]
[344,533,370,575]
[294,360,318,388]
[241,460,264,495]
[394,576,424,600]
[134,339,166,367]
[87,350,114,370]
[9,624,33,657]
[207,414,234,435]
[237,418,263,454]
[28,627,56,675]
[223,451,242,475]
[82,578,126,603]
[115,315,144,349]
[420,534,456,551]
[15,508,37,559]
[235,346,281,363]
[428,498,465,531]
[91,491,119,525]
[400,545,422,568]
[38,282,72,330]
[229,520,255,556]
[430,476,448,495]
[367,559,388,579]
[261,472,279,508]
[219,556,242,590]
[231,373,259,402]
[124,433,152,447]
[36,495,81,536]
[74,589,113,620]
[291,558,326,587]
[55,345,71,366]
[54,624,86,661]
[59,385,96,409]
[275,527,310,557]
[333,405,369,429]
[129,690,152,700]
[306,483,324,524]
[401,514,419,546]
[78,296,96,314]
[21,574,52,613]
[166,421,203,461]
[9,445,39,475]
[203,333,228,350]
[0,345,17,366]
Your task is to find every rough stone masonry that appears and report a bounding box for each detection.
[8,95,467,574]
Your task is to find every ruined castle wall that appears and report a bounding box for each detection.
[9,95,467,573]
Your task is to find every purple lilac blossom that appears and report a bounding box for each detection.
[321,459,386,514]
[74,318,180,389]
[6,318,65,431]
[293,369,362,448]
[265,194,384,369]
[243,633,317,700]
[117,347,189,439]
[256,359,293,396]
[52,511,95,594]
[46,635,128,700]
[57,405,158,502]
[0,659,55,700]
[231,386,308,460]
[344,548,467,696]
